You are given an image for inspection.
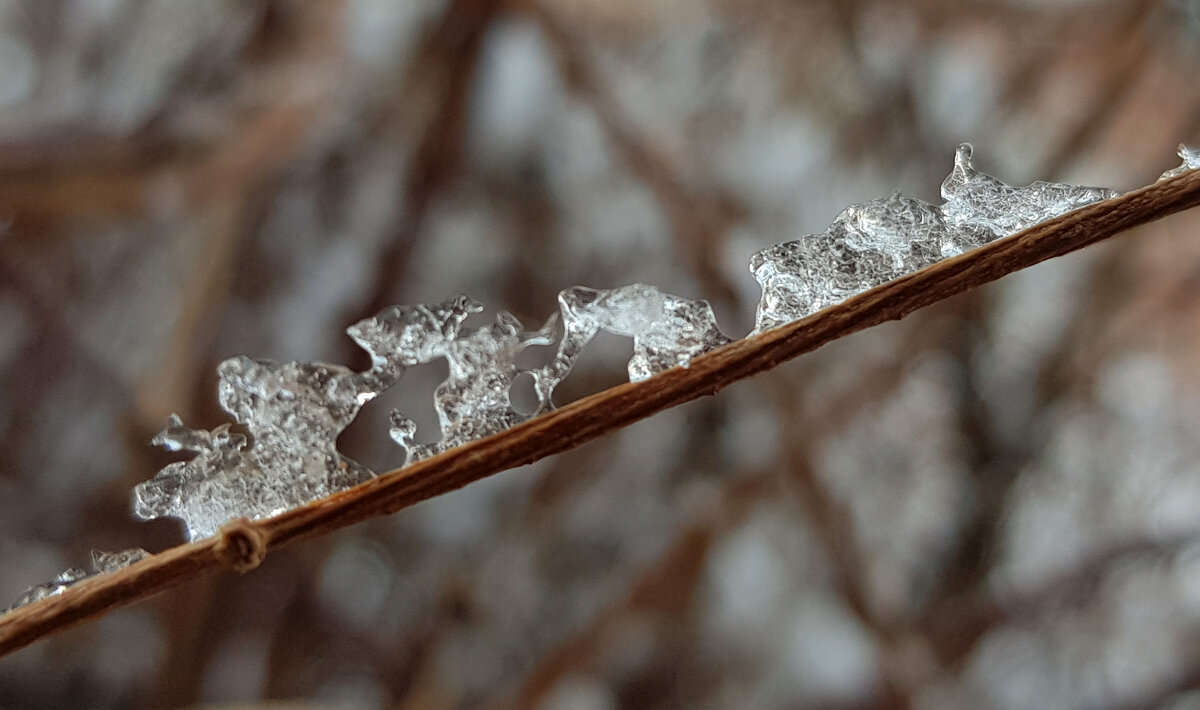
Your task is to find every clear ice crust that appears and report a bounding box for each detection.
[1160,144,1200,181]
[5,548,148,612]
[750,144,1117,331]
[133,285,730,540]
[7,142,1147,612]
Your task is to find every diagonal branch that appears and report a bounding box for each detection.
[2,168,1200,658]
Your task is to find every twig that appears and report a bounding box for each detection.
[2,168,1199,658]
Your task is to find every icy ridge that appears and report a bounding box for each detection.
[1160,144,1200,181]
[750,144,1117,331]
[4,549,149,612]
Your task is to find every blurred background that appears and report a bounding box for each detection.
[1,0,1200,708]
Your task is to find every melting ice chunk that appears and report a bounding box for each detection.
[133,356,383,540]
[551,284,731,383]
[91,548,150,574]
[4,547,149,613]
[1160,145,1200,181]
[940,144,1118,236]
[354,298,555,463]
[751,143,1117,332]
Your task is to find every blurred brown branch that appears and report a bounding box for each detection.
[2,167,1199,660]
[923,529,1200,670]
[526,0,743,307]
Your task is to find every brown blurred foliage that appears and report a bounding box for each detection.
[2,0,1200,708]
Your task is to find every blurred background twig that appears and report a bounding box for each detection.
[2,1,1200,708]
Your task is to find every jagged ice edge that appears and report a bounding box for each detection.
[3,548,150,613]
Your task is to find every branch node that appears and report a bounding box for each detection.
[215,518,268,573]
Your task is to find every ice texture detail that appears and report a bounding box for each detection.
[91,548,151,573]
[133,356,386,540]
[550,284,731,384]
[347,287,728,464]
[750,143,1117,331]
[1160,145,1200,181]
[939,144,1117,236]
[5,548,149,612]
[348,295,557,463]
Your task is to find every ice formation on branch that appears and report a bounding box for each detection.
[348,294,558,463]
[1160,145,1200,181]
[3,142,1138,612]
[350,286,729,463]
[5,548,148,612]
[91,548,151,573]
[124,143,1116,541]
[552,284,731,383]
[750,144,1117,331]
[132,358,386,541]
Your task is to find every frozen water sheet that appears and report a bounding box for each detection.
[750,143,1117,331]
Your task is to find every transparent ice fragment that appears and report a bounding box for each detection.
[133,356,383,540]
[349,295,556,463]
[549,284,731,384]
[750,198,962,333]
[751,143,1117,332]
[940,144,1118,237]
[6,568,89,611]
[123,140,1133,547]
[1159,144,1200,181]
[91,547,150,574]
[4,547,149,613]
[347,294,485,373]
[356,286,728,463]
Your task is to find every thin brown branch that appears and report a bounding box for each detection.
[2,168,1200,658]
